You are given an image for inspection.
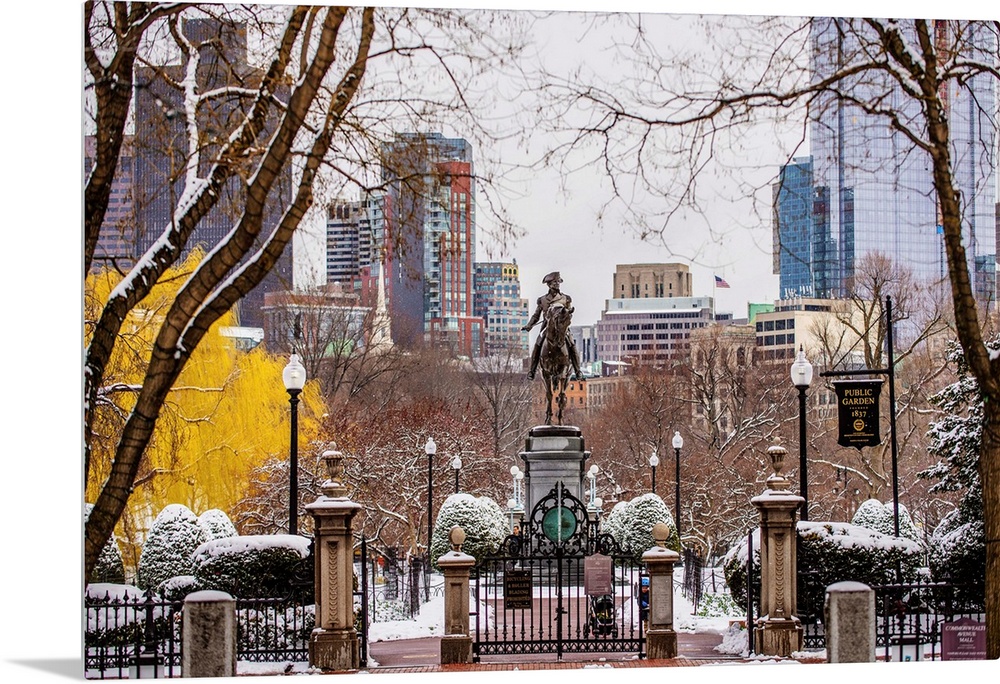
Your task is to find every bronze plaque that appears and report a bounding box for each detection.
[584,553,613,596]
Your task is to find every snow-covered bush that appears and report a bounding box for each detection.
[723,522,923,618]
[927,509,985,608]
[156,574,203,602]
[430,493,508,567]
[851,499,920,543]
[197,508,238,544]
[85,503,125,585]
[602,493,680,561]
[192,534,312,599]
[137,504,202,589]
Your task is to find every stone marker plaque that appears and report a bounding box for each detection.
[584,553,613,596]
[941,617,986,660]
[504,569,532,610]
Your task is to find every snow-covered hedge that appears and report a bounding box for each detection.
[430,493,508,568]
[602,493,680,561]
[85,503,125,585]
[137,504,202,589]
[156,574,203,602]
[851,499,920,543]
[927,509,985,608]
[723,521,923,618]
[192,534,312,599]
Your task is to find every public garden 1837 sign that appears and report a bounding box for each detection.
[834,379,883,449]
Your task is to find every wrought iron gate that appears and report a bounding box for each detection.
[471,485,646,661]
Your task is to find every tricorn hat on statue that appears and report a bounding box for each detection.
[542,271,562,285]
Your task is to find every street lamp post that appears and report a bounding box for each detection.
[587,464,600,508]
[649,449,659,495]
[282,354,306,535]
[424,437,437,603]
[671,431,683,544]
[790,345,814,521]
[451,455,463,493]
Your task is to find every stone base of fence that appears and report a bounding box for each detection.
[309,627,360,671]
[753,617,803,657]
[646,628,678,659]
[441,634,473,664]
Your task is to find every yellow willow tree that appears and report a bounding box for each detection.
[85,251,325,569]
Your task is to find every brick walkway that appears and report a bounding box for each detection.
[367,658,735,674]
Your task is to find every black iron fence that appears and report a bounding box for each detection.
[873,578,985,662]
[681,547,704,610]
[85,588,314,679]
[798,575,984,658]
[85,588,183,679]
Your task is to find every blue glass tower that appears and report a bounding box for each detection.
[779,18,998,302]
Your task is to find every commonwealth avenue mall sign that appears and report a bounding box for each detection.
[834,379,883,449]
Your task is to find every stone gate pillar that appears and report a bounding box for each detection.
[750,442,804,656]
[438,526,475,664]
[642,522,680,659]
[306,450,362,671]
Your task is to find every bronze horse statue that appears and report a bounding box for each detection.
[539,303,574,425]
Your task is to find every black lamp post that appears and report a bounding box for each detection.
[451,454,462,493]
[424,436,436,602]
[790,345,814,521]
[671,431,683,543]
[282,353,306,535]
[649,449,659,495]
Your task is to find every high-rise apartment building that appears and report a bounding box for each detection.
[326,194,385,287]
[130,18,293,328]
[380,132,484,355]
[776,19,998,301]
[473,261,530,357]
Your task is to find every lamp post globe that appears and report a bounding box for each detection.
[671,431,683,544]
[790,345,813,520]
[282,354,306,535]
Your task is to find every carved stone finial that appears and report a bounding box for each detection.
[321,450,348,498]
[652,522,670,548]
[449,526,466,552]
[765,440,791,491]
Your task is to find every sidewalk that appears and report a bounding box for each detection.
[362,633,766,673]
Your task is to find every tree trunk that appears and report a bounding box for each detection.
[984,396,1000,659]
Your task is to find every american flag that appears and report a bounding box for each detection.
[714,275,731,288]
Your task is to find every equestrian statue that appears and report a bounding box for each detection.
[523,271,584,425]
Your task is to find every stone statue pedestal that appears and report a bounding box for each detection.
[520,425,590,514]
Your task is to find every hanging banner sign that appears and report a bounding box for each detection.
[834,379,883,449]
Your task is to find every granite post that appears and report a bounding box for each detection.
[750,441,805,657]
[825,582,875,663]
[642,522,680,659]
[181,590,237,678]
[306,449,362,671]
[438,526,476,664]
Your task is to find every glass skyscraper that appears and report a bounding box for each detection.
[775,19,997,301]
